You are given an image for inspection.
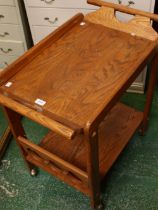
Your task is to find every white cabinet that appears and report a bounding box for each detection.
[25,0,97,9]
[0,25,22,41]
[0,0,31,71]
[0,0,15,6]
[23,0,156,93]
[0,6,19,24]
[0,40,24,56]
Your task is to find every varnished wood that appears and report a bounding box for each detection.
[13,102,143,199]
[0,22,157,130]
[87,0,158,22]
[86,47,157,133]
[0,94,76,140]
[85,7,158,40]
[39,103,143,178]
[0,13,84,86]
[140,53,158,135]
[0,68,12,159]
[3,107,34,172]
[0,126,12,160]
[26,152,90,196]
[84,128,101,208]
[18,136,88,183]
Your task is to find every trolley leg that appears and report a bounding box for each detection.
[85,127,103,209]
[3,107,35,174]
[140,53,158,135]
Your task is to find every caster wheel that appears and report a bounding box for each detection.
[30,168,37,176]
[95,202,104,210]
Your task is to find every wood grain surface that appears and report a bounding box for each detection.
[18,136,88,183]
[39,103,143,178]
[0,94,76,139]
[0,21,156,129]
[85,7,158,40]
[0,13,84,86]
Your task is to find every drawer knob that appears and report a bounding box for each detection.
[127,1,135,7]
[0,48,12,54]
[44,17,58,24]
[41,0,55,3]
[0,32,9,37]
[118,0,135,7]
[0,14,5,19]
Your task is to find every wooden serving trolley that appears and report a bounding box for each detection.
[0,0,158,209]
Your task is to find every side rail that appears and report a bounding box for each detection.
[18,136,88,184]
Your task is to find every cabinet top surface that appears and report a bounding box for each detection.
[0,19,157,128]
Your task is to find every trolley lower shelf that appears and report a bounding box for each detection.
[26,102,143,188]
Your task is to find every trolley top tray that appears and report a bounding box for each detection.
[0,4,158,135]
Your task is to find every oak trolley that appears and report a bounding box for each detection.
[0,1,158,209]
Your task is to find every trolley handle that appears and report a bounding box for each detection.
[87,0,158,22]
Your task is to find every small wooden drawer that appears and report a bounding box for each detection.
[0,0,15,6]
[0,40,24,56]
[0,24,22,41]
[32,26,57,44]
[29,8,94,27]
[25,0,97,10]
[0,55,18,69]
[0,6,19,24]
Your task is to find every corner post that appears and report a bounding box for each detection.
[3,107,35,173]
[84,122,102,209]
[140,52,158,135]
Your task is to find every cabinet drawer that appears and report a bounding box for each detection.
[32,25,57,44]
[29,8,94,27]
[0,24,22,41]
[0,40,24,56]
[0,55,18,69]
[0,6,19,24]
[0,0,15,6]
[25,0,97,10]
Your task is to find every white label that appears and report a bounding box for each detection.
[5,82,12,87]
[35,98,46,106]
[131,33,136,36]
[80,22,86,26]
